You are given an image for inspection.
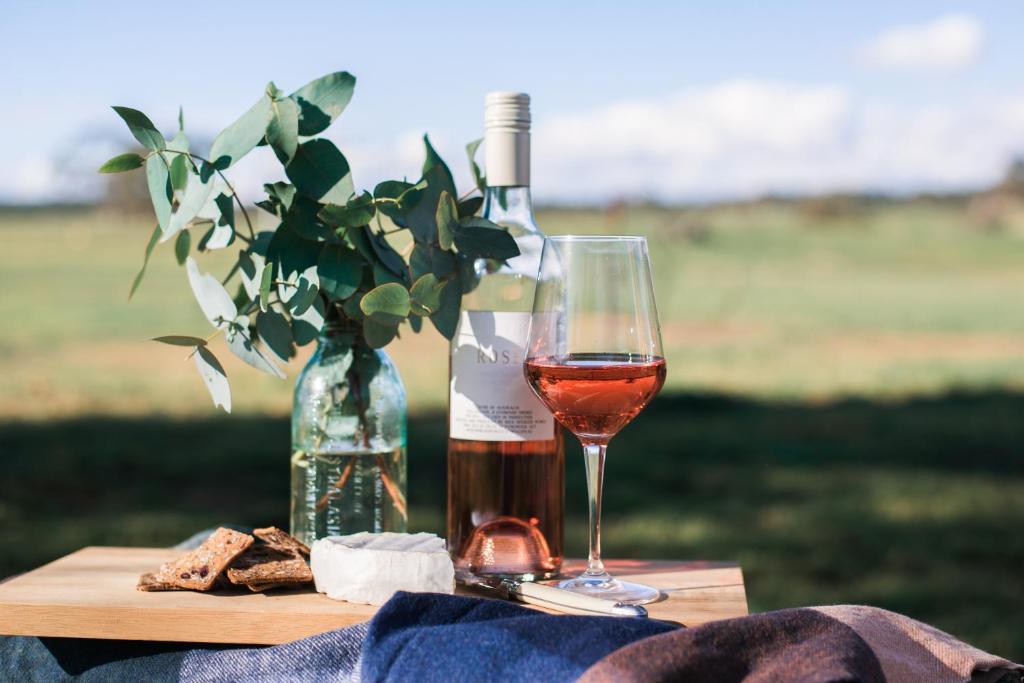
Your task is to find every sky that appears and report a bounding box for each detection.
[3,1,1024,203]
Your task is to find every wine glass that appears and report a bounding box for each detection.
[524,235,666,604]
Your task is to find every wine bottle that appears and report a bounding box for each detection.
[447,92,564,580]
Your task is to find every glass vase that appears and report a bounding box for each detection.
[290,324,408,545]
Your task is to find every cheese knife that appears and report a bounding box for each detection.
[458,574,649,618]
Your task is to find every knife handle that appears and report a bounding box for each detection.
[509,581,649,618]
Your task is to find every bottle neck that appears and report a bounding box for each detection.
[481,185,538,233]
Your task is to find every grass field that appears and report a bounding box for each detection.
[2,201,1024,656]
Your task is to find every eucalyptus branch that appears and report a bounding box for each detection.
[159,149,256,240]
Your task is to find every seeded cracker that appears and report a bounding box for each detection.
[145,527,254,591]
[253,526,310,557]
[226,544,313,588]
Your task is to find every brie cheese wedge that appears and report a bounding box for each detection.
[310,532,455,606]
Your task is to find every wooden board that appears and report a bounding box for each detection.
[0,547,747,645]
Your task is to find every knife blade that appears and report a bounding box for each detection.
[457,575,649,618]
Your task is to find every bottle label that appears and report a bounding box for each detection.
[450,311,555,441]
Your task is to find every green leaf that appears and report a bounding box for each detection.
[360,282,410,325]
[152,335,207,347]
[266,221,322,278]
[258,261,273,312]
[209,95,273,168]
[112,106,165,151]
[178,106,185,131]
[167,130,190,192]
[342,296,364,321]
[404,165,452,243]
[256,310,293,364]
[318,245,363,299]
[368,229,408,278]
[199,193,235,250]
[195,346,231,412]
[129,225,161,299]
[98,152,144,173]
[238,250,264,300]
[373,263,405,287]
[267,95,300,164]
[285,139,354,204]
[408,314,423,333]
[287,273,319,315]
[291,72,356,136]
[466,138,485,192]
[436,191,458,250]
[410,273,446,314]
[458,196,483,218]
[174,229,190,265]
[422,134,456,196]
[226,322,285,379]
[164,170,215,241]
[185,256,238,329]
[291,295,325,345]
[410,242,457,280]
[145,153,172,235]
[285,194,333,241]
[264,182,296,211]
[454,218,521,260]
[362,317,398,348]
[429,278,462,339]
[318,191,375,228]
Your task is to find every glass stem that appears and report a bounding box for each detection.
[583,442,609,578]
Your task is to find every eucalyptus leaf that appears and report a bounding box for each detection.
[291,294,325,345]
[285,139,354,204]
[362,317,398,348]
[367,228,407,277]
[287,272,319,315]
[373,263,405,287]
[267,221,323,278]
[429,278,462,339]
[129,225,161,299]
[256,310,294,364]
[318,245,362,299]
[153,335,207,347]
[145,153,172,234]
[226,322,286,379]
[318,191,375,228]
[200,222,234,250]
[174,230,190,264]
[360,282,410,325]
[209,95,273,169]
[267,95,300,164]
[457,196,483,218]
[342,296,364,321]
[98,152,144,173]
[112,106,166,151]
[259,261,273,312]
[454,218,520,260]
[466,138,485,192]
[167,130,190,192]
[291,71,356,136]
[185,256,237,329]
[264,182,296,211]
[285,195,333,241]
[422,134,456,197]
[410,273,446,314]
[194,346,231,412]
[238,250,262,300]
[164,170,215,242]
[403,165,452,243]
[436,191,458,250]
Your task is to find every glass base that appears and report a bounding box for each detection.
[557,572,660,605]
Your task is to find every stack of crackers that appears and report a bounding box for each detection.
[137,527,313,593]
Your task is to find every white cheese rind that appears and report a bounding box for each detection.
[311,532,455,606]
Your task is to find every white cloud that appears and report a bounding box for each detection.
[529,80,1024,201]
[861,14,983,71]
[5,78,1024,205]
